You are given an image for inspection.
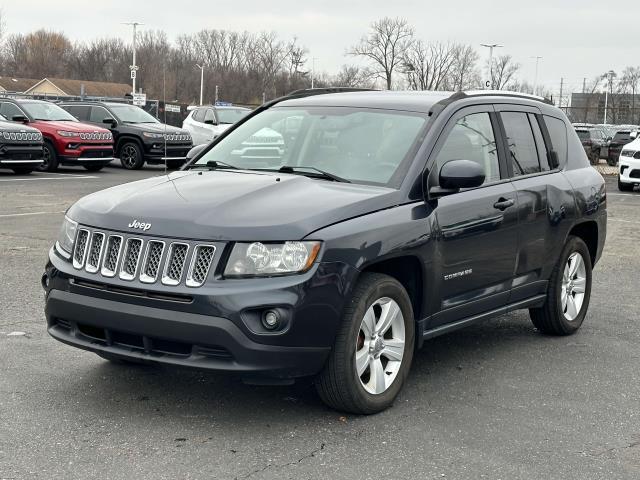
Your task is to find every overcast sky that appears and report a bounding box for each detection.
[3,0,638,95]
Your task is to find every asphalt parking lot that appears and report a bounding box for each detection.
[1,165,639,480]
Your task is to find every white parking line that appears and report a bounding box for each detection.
[609,218,640,224]
[608,193,640,197]
[0,175,98,183]
[0,210,66,218]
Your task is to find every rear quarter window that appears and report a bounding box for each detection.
[544,116,568,167]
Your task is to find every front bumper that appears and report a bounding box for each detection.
[144,142,192,164]
[43,249,357,380]
[0,144,44,167]
[619,156,640,185]
[59,145,115,166]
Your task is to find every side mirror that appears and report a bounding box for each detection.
[436,159,485,192]
[12,115,28,123]
[103,118,116,126]
[186,143,207,161]
[204,119,216,125]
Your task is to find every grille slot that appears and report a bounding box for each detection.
[119,238,143,281]
[85,232,105,273]
[186,245,216,287]
[140,240,165,283]
[101,235,123,277]
[72,229,90,269]
[162,243,189,285]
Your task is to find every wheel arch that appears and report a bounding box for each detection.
[115,135,144,155]
[567,220,598,265]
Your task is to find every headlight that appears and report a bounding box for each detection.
[55,215,78,260]
[224,241,321,277]
[143,132,164,138]
[57,130,79,137]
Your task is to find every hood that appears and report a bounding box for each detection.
[132,123,186,135]
[31,120,110,133]
[621,137,640,153]
[0,120,41,133]
[68,170,397,241]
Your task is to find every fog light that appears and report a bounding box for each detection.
[262,310,280,330]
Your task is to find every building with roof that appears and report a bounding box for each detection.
[24,78,131,98]
[0,77,41,93]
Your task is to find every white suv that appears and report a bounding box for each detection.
[183,106,250,145]
[618,137,640,191]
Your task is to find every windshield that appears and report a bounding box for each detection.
[216,108,250,124]
[110,105,159,124]
[576,130,589,140]
[22,102,77,122]
[613,131,631,142]
[193,106,427,186]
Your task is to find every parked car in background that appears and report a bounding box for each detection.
[0,113,43,174]
[61,102,192,170]
[0,99,114,172]
[575,127,607,164]
[618,137,640,191]
[607,129,638,166]
[44,89,607,414]
[183,105,251,145]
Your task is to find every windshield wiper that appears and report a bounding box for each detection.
[190,160,239,170]
[277,165,351,183]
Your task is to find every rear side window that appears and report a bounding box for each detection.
[65,105,91,121]
[501,112,540,176]
[434,112,500,184]
[194,109,206,122]
[89,106,114,123]
[544,116,568,166]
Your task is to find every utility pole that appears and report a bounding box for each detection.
[215,85,219,104]
[531,56,542,95]
[195,64,204,105]
[311,57,317,89]
[602,70,617,125]
[582,77,586,94]
[123,22,143,96]
[559,78,564,110]
[481,43,503,89]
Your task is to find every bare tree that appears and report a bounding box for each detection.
[491,55,520,90]
[449,44,480,91]
[349,17,414,90]
[332,65,374,88]
[3,30,73,78]
[621,66,640,123]
[403,40,458,91]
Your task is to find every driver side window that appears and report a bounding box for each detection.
[435,112,500,185]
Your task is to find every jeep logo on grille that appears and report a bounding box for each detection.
[128,220,152,231]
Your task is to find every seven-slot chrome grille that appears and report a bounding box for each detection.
[72,228,216,288]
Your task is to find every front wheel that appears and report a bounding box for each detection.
[530,236,592,335]
[119,141,145,170]
[607,157,618,167]
[618,177,633,191]
[316,273,415,414]
[38,142,59,172]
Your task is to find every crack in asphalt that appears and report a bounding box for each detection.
[234,443,326,479]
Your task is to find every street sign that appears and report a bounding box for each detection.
[214,100,232,106]
[165,104,181,113]
[132,93,146,106]
[130,70,137,80]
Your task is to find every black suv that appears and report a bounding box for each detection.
[0,113,43,174]
[60,102,193,169]
[607,129,637,166]
[44,89,607,414]
[575,127,607,165]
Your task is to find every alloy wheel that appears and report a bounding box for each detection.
[121,145,138,168]
[561,252,587,321]
[38,145,51,171]
[355,297,405,395]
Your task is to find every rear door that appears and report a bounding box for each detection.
[428,105,519,327]
[495,106,573,303]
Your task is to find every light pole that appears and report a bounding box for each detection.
[195,64,204,105]
[531,56,542,95]
[123,22,143,95]
[602,70,617,124]
[481,43,503,89]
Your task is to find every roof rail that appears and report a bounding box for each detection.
[285,87,379,99]
[457,89,554,105]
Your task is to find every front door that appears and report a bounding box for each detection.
[427,106,519,327]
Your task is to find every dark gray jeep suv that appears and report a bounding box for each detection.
[43,89,607,414]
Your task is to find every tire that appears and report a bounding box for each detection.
[96,352,147,365]
[607,157,617,166]
[529,236,592,336]
[11,167,33,175]
[84,165,104,172]
[119,141,145,170]
[38,142,59,172]
[589,150,600,165]
[316,272,415,414]
[618,177,633,191]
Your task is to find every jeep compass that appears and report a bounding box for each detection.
[43,89,607,414]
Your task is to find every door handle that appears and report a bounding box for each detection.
[493,197,515,211]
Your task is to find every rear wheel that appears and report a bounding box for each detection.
[618,177,633,191]
[530,236,592,335]
[11,167,33,175]
[119,141,144,170]
[607,156,618,166]
[589,149,600,165]
[37,142,58,172]
[316,273,415,414]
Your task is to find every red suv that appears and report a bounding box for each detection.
[0,99,114,172]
